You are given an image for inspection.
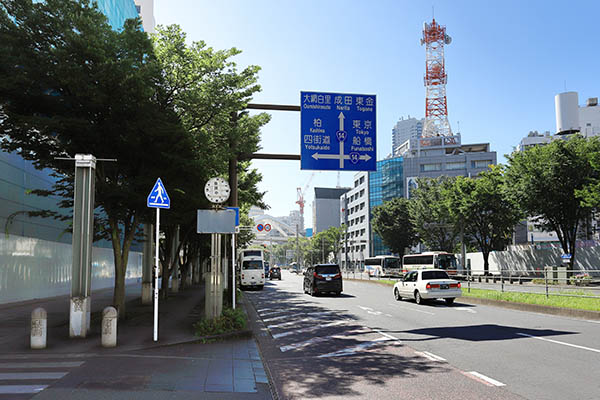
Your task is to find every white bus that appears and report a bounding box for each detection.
[364,256,402,277]
[402,252,459,276]
[238,249,265,290]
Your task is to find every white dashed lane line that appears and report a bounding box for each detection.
[414,351,446,362]
[465,371,506,387]
[387,303,435,315]
[516,332,600,354]
[271,320,348,339]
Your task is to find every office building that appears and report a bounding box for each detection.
[134,0,156,33]
[340,173,370,269]
[312,187,350,234]
[392,116,424,154]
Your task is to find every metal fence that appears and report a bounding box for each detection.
[342,267,600,301]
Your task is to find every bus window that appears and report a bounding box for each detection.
[243,260,263,270]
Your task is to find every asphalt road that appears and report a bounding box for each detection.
[246,270,600,400]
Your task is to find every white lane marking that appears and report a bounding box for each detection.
[385,314,393,317]
[267,314,338,330]
[373,330,401,342]
[0,385,48,394]
[263,311,334,323]
[272,320,348,339]
[454,307,477,314]
[318,337,391,358]
[585,320,600,324]
[467,371,506,387]
[387,303,435,315]
[415,351,446,362]
[358,305,383,315]
[358,306,373,311]
[0,361,84,368]
[516,333,600,354]
[279,328,371,352]
[0,372,68,380]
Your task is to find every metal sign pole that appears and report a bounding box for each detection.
[232,233,236,310]
[153,208,160,341]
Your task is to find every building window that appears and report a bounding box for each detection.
[421,163,441,172]
[360,202,365,210]
[135,5,141,13]
[471,160,492,169]
[355,180,359,187]
[360,189,365,197]
[446,162,465,170]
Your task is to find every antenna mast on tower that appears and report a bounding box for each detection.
[420,17,452,137]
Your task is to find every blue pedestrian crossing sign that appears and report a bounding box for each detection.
[301,91,376,171]
[147,178,170,209]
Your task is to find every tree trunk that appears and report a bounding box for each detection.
[109,215,136,319]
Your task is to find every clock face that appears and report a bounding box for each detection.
[205,177,231,204]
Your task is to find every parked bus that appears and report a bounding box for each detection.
[402,252,459,275]
[364,256,402,277]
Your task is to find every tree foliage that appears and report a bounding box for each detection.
[409,177,459,252]
[505,136,600,269]
[445,166,523,273]
[371,197,416,257]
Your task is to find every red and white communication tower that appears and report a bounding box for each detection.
[420,18,452,137]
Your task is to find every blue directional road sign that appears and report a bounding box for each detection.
[301,91,376,171]
[147,178,170,209]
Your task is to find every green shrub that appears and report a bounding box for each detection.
[193,307,247,338]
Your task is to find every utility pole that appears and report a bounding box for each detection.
[295,224,300,267]
[322,237,325,263]
[344,196,349,271]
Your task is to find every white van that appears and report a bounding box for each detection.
[239,252,265,290]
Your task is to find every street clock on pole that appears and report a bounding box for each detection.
[204,177,231,204]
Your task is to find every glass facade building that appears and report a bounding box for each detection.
[95,0,140,30]
[369,157,404,256]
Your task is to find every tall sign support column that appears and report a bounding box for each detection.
[203,177,232,319]
[141,224,154,304]
[147,178,171,342]
[70,154,96,338]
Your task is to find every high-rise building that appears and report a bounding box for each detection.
[312,187,350,234]
[392,116,424,155]
[339,173,370,269]
[133,0,156,33]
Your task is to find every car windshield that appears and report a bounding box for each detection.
[421,270,450,280]
[316,265,340,275]
[243,260,263,270]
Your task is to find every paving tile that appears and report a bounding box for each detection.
[205,383,234,392]
[233,359,253,369]
[234,378,257,393]
[234,367,254,380]
[255,374,269,384]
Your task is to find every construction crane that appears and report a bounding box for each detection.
[296,172,316,228]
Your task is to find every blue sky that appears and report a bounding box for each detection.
[155,0,600,227]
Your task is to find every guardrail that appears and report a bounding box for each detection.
[342,267,600,300]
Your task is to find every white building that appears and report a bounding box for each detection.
[516,131,552,152]
[339,173,370,270]
[555,91,600,137]
[134,0,156,33]
[392,116,424,156]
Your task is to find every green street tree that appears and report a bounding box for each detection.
[445,166,523,274]
[371,197,416,257]
[409,177,459,252]
[0,0,195,315]
[505,136,600,271]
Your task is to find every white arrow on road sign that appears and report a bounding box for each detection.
[311,153,372,162]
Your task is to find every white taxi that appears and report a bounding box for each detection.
[393,269,462,305]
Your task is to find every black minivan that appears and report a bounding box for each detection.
[303,264,342,296]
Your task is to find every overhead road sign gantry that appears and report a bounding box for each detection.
[301,91,376,171]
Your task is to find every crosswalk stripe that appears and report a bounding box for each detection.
[0,372,68,380]
[318,337,391,358]
[272,320,348,339]
[263,311,334,323]
[0,385,48,394]
[0,361,84,369]
[279,328,372,352]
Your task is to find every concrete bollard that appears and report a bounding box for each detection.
[101,307,118,348]
[31,308,47,349]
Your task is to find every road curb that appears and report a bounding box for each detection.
[347,277,600,321]
[459,296,600,320]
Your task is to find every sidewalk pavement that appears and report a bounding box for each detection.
[0,283,272,399]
